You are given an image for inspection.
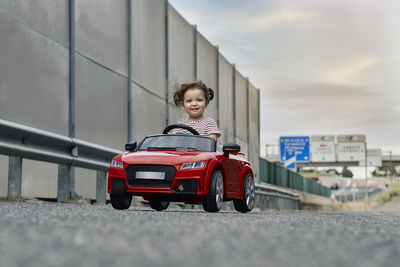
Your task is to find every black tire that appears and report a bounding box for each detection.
[202,170,224,212]
[110,193,133,210]
[149,198,170,211]
[233,174,255,213]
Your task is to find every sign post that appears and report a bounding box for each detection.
[337,134,367,200]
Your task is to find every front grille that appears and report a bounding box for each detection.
[125,165,177,188]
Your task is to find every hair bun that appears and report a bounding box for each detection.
[208,88,214,101]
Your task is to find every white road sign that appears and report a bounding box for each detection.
[310,135,336,162]
[337,142,366,162]
[337,135,366,162]
[359,148,382,167]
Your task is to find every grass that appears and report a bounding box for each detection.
[376,180,400,205]
[333,200,370,212]
[302,173,319,181]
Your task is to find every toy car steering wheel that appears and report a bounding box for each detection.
[163,124,200,135]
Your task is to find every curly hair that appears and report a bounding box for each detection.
[173,80,214,106]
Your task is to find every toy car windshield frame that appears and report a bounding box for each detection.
[137,134,216,152]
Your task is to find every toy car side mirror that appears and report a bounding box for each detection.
[223,142,240,157]
[125,141,137,151]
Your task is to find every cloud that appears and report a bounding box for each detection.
[260,76,400,153]
[169,0,400,154]
[248,6,317,31]
[323,55,381,84]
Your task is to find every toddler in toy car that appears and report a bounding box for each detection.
[173,81,221,141]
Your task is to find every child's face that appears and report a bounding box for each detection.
[182,88,207,120]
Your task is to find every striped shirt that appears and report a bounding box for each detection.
[174,117,221,137]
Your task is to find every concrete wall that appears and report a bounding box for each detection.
[197,33,218,120]
[167,5,195,125]
[249,83,260,182]
[0,0,260,199]
[218,55,235,144]
[234,70,249,158]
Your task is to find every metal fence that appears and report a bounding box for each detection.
[0,119,121,203]
[259,157,331,198]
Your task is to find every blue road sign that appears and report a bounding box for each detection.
[284,146,296,170]
[280,136,310,163]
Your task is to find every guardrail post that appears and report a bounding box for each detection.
[58,164,71,202]
[7,156,22,200]
[96,171,107,204]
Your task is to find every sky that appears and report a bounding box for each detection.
[169,0,400,158]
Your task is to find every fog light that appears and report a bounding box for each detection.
[175,180,198,193]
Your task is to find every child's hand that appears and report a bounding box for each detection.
[209,134,218,141]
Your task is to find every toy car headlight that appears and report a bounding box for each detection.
[111,160,124,169]
[181,161,206,170]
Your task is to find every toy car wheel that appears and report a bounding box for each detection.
[202,170,224,212]
[110,193,133,210]
[233,174,255,213]
[149,198,170,211]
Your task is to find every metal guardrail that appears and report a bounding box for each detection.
[259,157,331,198]
[334,187,383,203]
[0,119,121,170]
[255,184,300,201]
[254,184,300,210]
[0,119,122,203]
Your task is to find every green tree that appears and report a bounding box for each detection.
[341,166,353,178]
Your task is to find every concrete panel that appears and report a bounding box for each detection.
[248,83,260,181]
[0,155,8,197]
[218,55,234,143]
[76,0,127,76]
[249,84,259,142]
[235,71,248,141]
[249,142,260,182]
[168,5,195,93]
[75,168,96,199]
[168,104,187,127]
[235,137,249,161]
[197,33,218,120]
[0,0,69,46]
[21,159,58,198]
[132,0,166,98]
[0,12,69,135]
[75,54,128,150]
[132,83,166,141]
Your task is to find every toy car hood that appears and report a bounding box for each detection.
[120,150,217,166]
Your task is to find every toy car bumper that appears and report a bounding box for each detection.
[109,177,204,195]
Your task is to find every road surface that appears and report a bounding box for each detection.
[0,201,399,267]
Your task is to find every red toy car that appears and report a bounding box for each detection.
[107,124,255,213]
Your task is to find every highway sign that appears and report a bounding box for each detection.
[337,135,366,162]
[359,148,382,167]
[311,135,336,162]
[284,146,296,170]
[280,136,310,163]
[337,142,366,161]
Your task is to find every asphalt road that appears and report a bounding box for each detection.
[1,201,399,267]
